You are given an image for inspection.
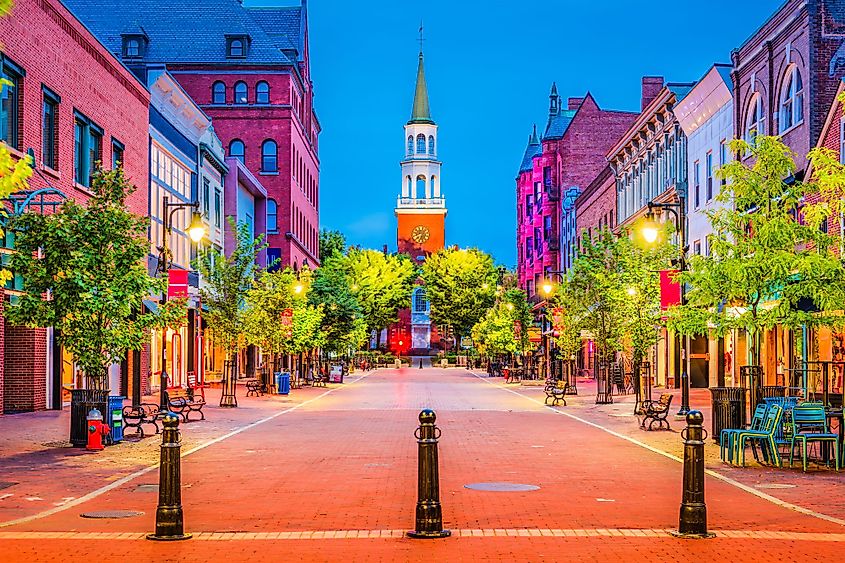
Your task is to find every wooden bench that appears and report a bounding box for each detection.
[544,380,569,406]
[639,393,673,430]
[246,379,265,397]
[122,403,160,437]
[311,372,327,387]
[166,387,206,422]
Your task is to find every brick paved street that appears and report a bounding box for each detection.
[1,367,844,561]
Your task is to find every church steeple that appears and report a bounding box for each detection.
[409,51,434,124]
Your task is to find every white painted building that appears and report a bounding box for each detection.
[673,64,734,388]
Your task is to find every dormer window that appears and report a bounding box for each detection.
[226,34,250,59]
[121,34,147,59]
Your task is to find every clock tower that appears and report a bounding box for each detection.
[389,45,446,355]
[396,47,446,261]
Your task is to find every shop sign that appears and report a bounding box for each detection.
[167,269,189,299]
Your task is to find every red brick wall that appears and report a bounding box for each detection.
[807,94,842,239]
[0,0,149,412]
[4,326,47,412]
[576,167,616,237]
[172,68,321,268]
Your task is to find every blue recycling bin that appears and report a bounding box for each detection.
[276,372,291,395]
[108,396,125,443]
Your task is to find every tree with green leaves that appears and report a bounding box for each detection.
[243,267,307,369]
[471,288,531,358]
[420,247,498,343]
[308,254,367,354]
[195,218,264,367]
[319,229,347,260]
[666,136,845,368]
[345,249,416,347]
[5,167,184,387]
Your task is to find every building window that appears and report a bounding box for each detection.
[413,287,428,312]
[407,136,413,155]
[261,139,277,172]
[267,198,278,232]
[124,38,140,57]
[525,195,533,215]
[416,134,425,154]
[780,67,804,133]
[1,57,23,150]
[214,188,222,228]
[111,138,124,169]
[255,81,270,104]
[543,215,552,240]
[719,139,728,186]
[693,160,700,209]
[229,139,245,164]
[42,87,60,170]
[428,135,435,155]
[705,151,713,201]
[74,113,103,188]
[227,37,249,58]
[234,81,248,104]
[693,240,701,256]
[202,177,211,219]
[212,81,226,104]
[745,94,765,144]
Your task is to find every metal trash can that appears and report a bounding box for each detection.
[276,372,291,395]
[70,389,109,447]
[108,396,125,443]
[710,387,746,444]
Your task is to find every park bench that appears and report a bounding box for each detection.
[166,387,206,422]
[639,393,673,431]
[312,371,327,387]
[246,379,265,397]
[544,380,569,406]
[122,403,160,437]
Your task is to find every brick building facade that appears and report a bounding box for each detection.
[0,0,150,413]
[65,0,320,269]
[575,165,615,245]
[731,0,845,175]
[516,88,636,295]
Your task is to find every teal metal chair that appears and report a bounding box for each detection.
[720,404,767,464]
[789,405,840,472]
[734,405,783,467]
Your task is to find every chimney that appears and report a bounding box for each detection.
[641,76,664,111]
[568,97,584,110]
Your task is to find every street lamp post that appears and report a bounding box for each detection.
[156,196,206,411]
[539,271,566,382]
[642,200,689,417]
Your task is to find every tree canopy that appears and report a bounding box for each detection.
[345,249,416,339]
[5,167,183,385]
[420,247,498,338]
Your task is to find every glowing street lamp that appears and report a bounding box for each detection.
[641,210,660,244]
[541,281,554,296]
[626,286,637,297]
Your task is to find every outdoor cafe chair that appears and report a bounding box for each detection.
[734,405,783,467]
[789,404,840,472]
[721,403,767,464]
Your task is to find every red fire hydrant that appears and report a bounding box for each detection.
[86,408,110,451]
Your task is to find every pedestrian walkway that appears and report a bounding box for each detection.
[1,367,843,561]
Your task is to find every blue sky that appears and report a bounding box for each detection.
[248,0,781,266]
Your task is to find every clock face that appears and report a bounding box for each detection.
[411,225,431,244]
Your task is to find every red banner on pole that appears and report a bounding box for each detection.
[167,269,189,299]
[660,270,681,310]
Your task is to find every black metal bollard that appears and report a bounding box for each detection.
[407,409,450,539]
[673,410,715,539]
[147,413,191,541]
[419,359,423,369]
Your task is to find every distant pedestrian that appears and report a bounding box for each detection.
[419,358,423,369]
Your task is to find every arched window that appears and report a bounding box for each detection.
[230,39,244,57]
[212,81,226,104]
[261,139,277,172]
[416,134,426,154]
[745,94,765,144]
[430,175,436,197]
[267,199,278,232]
[407,136,413,155]
[428,135,435,155]
[229,139,245,164]
[406,176,412,195]
[412,287,428,312]
[256,81,270,104]
[234,81,248,104]
[415,175,426,199]
[780,67,803,132]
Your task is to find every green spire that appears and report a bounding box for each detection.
[409,52,434,124]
